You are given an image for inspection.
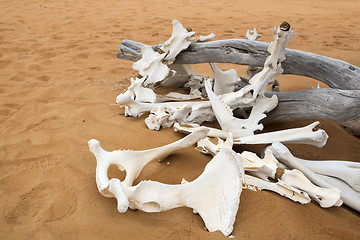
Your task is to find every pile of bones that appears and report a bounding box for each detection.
[88,20,360,237]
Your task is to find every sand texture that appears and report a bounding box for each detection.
[1,0,360,239]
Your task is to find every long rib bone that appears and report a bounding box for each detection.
[88,128,209,193]
[106,147,244,236]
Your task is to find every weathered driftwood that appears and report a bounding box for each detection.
[117,39,360,90]
[264,89,360,135]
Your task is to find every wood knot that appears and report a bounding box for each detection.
[280,22,291,31]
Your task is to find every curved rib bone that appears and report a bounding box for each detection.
[88,128,209,193]
[107,147,244,236]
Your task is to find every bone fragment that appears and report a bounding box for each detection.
[245,28,261,80]
[160,20,196,64]
[88,128,209,192]
[128,77,157,103]
[280,169,342,208]
[244,174,311,204]
[107,147,244,236]
[210,63,238,95]
[132,45,170,86]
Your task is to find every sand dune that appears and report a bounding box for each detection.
[1,0,359,239]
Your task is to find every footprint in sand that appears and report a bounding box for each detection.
[5,182,77,225]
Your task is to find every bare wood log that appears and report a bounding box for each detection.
[117,39,360,90]
[263,89,360,135]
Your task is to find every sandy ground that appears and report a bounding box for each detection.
[1,0,360,239]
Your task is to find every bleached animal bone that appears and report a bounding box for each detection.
[116,90,210,118]
[145,105,192,130]
[280,168,342,208]
[294,158,360,192]
[248,24,295,99]
[88,128,209,192]
[195,137,312,205]
[160,20,196,64]
[210,63,238,95]
[132,45,170,86]
[267,142,345,208]
[106,147,244,236]
[128,77,157,103]
[234,121,328,148]
[204,79,278,138]
[245,28,262,80]
[316,174,360,212]
[175,121,328,148]
[244,174,311,204]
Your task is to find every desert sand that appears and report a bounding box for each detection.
[1,0,359,239]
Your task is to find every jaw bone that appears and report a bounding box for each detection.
[88,128,209,193]
[105,147,244,237]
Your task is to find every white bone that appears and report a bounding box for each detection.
[161,20,195,64]
[316,174,360,212]
[248,26,295,98]
[116,91,210,118]
[234,121,328,148]
[267,142,343,208]
[280,169,342,208]
[88,128,209,192]
[108,147,244,236]
[244,175,311,204]
[128,77,156,103]
[196,33,216,42]
[295,159,360,192]
[204,79,257,137]
[210,63,238,95]
[246,28,262,79]
[145,105,192,130]
[240,150,279,180]
[132,45,170,86]
[174,120,328,148]
[245,28,261,41]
